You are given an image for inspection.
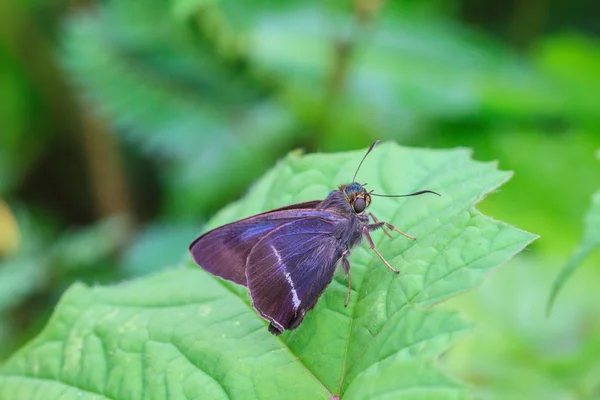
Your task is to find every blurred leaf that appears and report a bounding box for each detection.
[0,207,52,316]
[63,2,598,220]
[0,252,48,361]
[247,7,556,144]
[0,212,130,362]
[0,257,46,312]
[0,215,128,340]
[121,221,199,277]
[0,200,19,256]
[446,254,600,399]
[50,217,130,273]
[62,0,296,218]
[171,0,220,21]
[535,34,600,127]
[0,143,536,398]
[547,186,600,314]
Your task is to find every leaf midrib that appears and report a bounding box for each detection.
[212,278,334,400]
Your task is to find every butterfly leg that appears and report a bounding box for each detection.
[362,226,400,274]
[367,213,393,238]
[368,213,416,240]
[339,251,352,307]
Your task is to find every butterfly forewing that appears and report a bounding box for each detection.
[246,217,345,334]
[190,220,277,285]
[189,202,331,286]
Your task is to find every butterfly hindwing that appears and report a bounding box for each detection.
[246,217,346,335]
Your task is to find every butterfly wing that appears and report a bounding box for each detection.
[189,201,325,286]
[246,217,346,335]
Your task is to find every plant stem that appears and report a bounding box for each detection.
[315,0,385,147]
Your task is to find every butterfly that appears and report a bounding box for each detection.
[189,141,439,335]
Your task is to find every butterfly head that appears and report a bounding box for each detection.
[340,182,371,214]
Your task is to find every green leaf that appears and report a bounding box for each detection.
[547,186,600,314]
[0,143,536,399]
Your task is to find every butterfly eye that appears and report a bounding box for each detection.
[353,197,366,213]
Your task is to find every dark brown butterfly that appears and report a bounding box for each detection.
[189,141,439,335]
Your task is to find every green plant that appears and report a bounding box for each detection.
[547,151,600,313]
[0,144,536,399]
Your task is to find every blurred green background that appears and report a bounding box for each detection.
[1,0,599,398]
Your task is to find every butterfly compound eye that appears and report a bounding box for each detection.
[353,197,366,213]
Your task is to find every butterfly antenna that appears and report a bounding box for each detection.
[353,140,381,182]
[370,190,441,198]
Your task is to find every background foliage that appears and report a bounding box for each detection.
[0,0,599,398]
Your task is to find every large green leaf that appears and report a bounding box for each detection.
[0,143,536,399]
